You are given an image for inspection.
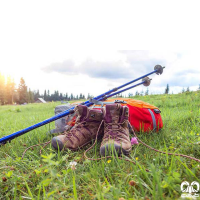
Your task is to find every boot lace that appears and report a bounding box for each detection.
[64,120,91,143]
[103,121,127,142]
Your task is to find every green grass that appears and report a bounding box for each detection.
[0,92,200,200]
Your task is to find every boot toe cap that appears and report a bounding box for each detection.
[51,137,64,151]
[100,143,130,156]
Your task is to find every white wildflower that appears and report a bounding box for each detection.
[69,161,77,170]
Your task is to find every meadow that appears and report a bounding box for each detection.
[0,91,200,200]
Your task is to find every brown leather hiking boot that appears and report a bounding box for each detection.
[51,105,103,151]
[100,104,131,156]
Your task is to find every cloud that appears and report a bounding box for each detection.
[42,58,134,79]
[42,51,169,80]
[42,59,76,75]
[162,72,200,87]
[41,51,200,94]
[79,59,132,79]
[174,69,200,76]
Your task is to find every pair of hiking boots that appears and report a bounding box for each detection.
[51,103,132,156]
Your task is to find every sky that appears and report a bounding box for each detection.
[0,50,200,96]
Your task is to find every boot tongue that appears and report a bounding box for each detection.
[104,104,122,123]
[119,106,129,123]
[74,105,88,122]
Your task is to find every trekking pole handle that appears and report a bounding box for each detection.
[154,65,165,75]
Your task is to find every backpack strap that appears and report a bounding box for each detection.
[89,99,127,108]
[148,109,156,131]
[89,99,114,108]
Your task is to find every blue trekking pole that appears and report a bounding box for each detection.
[0,65,165,145]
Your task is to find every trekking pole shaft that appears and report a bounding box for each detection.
[106,81,145,98]
[117,71,155,90]
[0,81,145,144]
[0,109,75,143]
[93,67,162,99]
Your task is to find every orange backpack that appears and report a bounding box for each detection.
[91,98,163,133]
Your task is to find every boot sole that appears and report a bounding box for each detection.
[51,135,102,151]
[100,144,131,157]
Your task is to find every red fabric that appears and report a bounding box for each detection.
[127,105,163,133]
[88,98,163,133]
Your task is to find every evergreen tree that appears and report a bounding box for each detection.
[165,84,169,94]
[198,84,200,90]
[18,77,28,104]
[135,91,139,96]
[34,90,40,101]
[65,93,68,101]
[5,76,15,104]
[186,86,190,92]
[79,93,83,99]
[28,88,34,103]
[87,93,90,99]
[145,88,149,95]
[70,93,74,100]
[11,78,15,103]
[44,90,47,100]
[47,90,50,101]
[57,91,59,100]
[0,73,5,105]
[182,87,185,93]
[59,93,63,100]
[52,90,59,101]
[82,94,85,99]
[128,93,133,97]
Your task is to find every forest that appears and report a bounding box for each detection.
[0,73,91,105]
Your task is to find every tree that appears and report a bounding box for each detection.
[128,93,133,97]
[65,93,68,101]
[5,76,15,104]
[51,90,59,101]
[186,86,190,92]
[165,84,169,94]
[28,88,34,103]
[18,77,28,104]
[0,73,5,105]
[44,90,47,100]
[47,90,50,101]
[198,84,200,90]
[34,90,40,101]
[59,93,63,100]
[10,78,15,103]
[182,87,185,93]
[145,88,149,95]
[135,91,139,96]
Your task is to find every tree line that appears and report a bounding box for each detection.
[0,73,93,105]
[1,72,200,105]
